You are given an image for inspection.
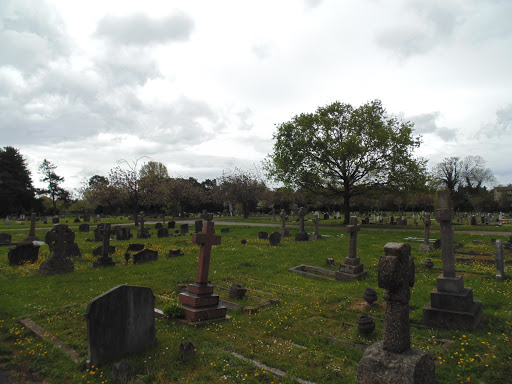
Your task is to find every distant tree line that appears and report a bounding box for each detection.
[1,100,508,218]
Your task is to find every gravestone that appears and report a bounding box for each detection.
[93,223,115,267]
[279,210,290,237]
[419,214,432,252]
[294,207,309,241]
[323,213,329,220]
[220,228,229,233]
[8,243,40,265]
[167,249,184,257]
[65,242,82,257]
[168,221,175,229]
[83,212,91,222]
[115,227,131,241]
[337,216,367,281]
[180,224,189,235]
[229,284,247,299]
[422,190,483,330]
[470,216,476,226]
[310,215,322,240]
[93,245,115,257]
[0,233,12,244]
[271,210,277,221]
[154,223,162,230]
[157,228,169,238]
[94,224,105,242]
[495,239,505,281]
[194,220,203,233]
[52,217,59,224]
[84,285,157,366]
[179,341,196,362]
[257,231,269,240]
[137,212,150,239]
[23,213,39,243]
[126,243,145,253]
[79,224,90,233]
[356,242,436,384]
[39,225,75,275]
[269,232,281,246]
[179,221,227,322]
[133,249,158,264]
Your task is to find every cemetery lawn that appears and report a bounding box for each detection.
[0,222,511,383]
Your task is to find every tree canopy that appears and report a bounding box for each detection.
[0,146,36,215]
[264,100,426,223]
[38,159,68,214]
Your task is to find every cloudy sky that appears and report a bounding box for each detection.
[1,0,511,193]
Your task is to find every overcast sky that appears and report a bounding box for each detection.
[1,0,511,193]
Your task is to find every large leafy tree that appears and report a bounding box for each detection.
[38,159,67,214]
[0,146,36,215]
[264,100,426,224]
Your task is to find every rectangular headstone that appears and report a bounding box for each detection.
[8,243,40,265]
[133,249,158,264]
[84,285,157,366]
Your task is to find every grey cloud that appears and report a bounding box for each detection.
[251,42,273,59]
[408,111,457,141]
[478,104,512,138]
[375,1,461,58]
[94,12,194,46]
[304,0,325,9]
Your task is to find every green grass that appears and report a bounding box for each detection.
[0,222,511,383]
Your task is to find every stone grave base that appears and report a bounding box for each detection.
[418,244,432,253]
[93,257,116,268]
[336,262,368,281]
[422,301,482,330]
[294,231,309,241]
[179,283,227,323]
[356,341,437,384]
[279,229,290,237]
[288,264,337,281]
[39,257,74,275]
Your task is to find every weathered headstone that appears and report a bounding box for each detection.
[8,243,40,265]
[83,212,91,222]
[168,221,175,229]
[115,226,131,241]
[167,248,184,257]
[179,221,227,322]
[194,220,203,233]
[79,223,90,233]
[93,223,115,267]
[52,216,59,224]
[311,215,322,240]
[154,223,162,230]
[157,228,169,238]
[180,224,189,235]
[229,284,247,299]
[279,210,290,237]
[39,224,75,275]
[0,233,12,244]
[179,341,196,362]
[269,232,281,246]
[84,285,157,366]
[133,249,158,264]
[257,231,268,240]
[356,242,437,384]
[337,216,367,281]
[65,242,82,257]
[23,213,39,243]
[94,224,105,242]
[294,207,309,241]
[419,214,432,252]
[422,190,482,330]
[137,212,150,239]
[323,213,329,220]
[495,239,505,281]
[93,244,115,257]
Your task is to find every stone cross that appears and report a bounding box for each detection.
[192,221,221,284]
[378,242,415,353]
[101,223,111,258]
[496,239,505,281]
[48,224,75,259]
[280,210,287,230]
[139,212,145,233]
[434,190,455,278]
[347,216,360,259]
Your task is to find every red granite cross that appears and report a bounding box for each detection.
[192,221,221,284]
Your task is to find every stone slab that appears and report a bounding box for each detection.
[335,270,368,281]
[179,292,220,307]
[422,301,483,330]
[436,275,464,293]
[180,304,227,323]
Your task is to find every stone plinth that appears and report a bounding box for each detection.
[356,341,437,384]
[337,216,367,281]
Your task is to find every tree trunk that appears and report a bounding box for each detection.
[342,197,350,225]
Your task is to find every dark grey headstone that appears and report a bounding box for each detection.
[157,228,169,238]
[127,243,145,253]
[8,243,40,265]
[154,223,163,230]
[133,249,158,264]
[84,285,157,366]
[115,227,132,241]
[194,220,203,233]
[221,228,230,233]
[65,242,82,257]
[257,231,268,240]
[269,232,281,246]
[94,224,105,242]
[180,224,189,234]
[93,245,116,257]
[52,217,60,224]
[168,221,175,229]
[78,224,90,233]
[229,284,247,299]
[0,233,12,244]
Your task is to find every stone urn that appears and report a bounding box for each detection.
[362,288,378,305]
[424,258,434,270]
[357,315,375,335]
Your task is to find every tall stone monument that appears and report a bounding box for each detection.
[39,224,75,275]
[279,210,290,237]
[310,214,322,240]
[495,239,505,281]
[357,243,437,384]
[422,190,482,330]
[23,213,39,243]
[336,216,367,281]
[137,212,150,239]
[179,221,227,322]
[419,214,432,252]
[294,207,309,241]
